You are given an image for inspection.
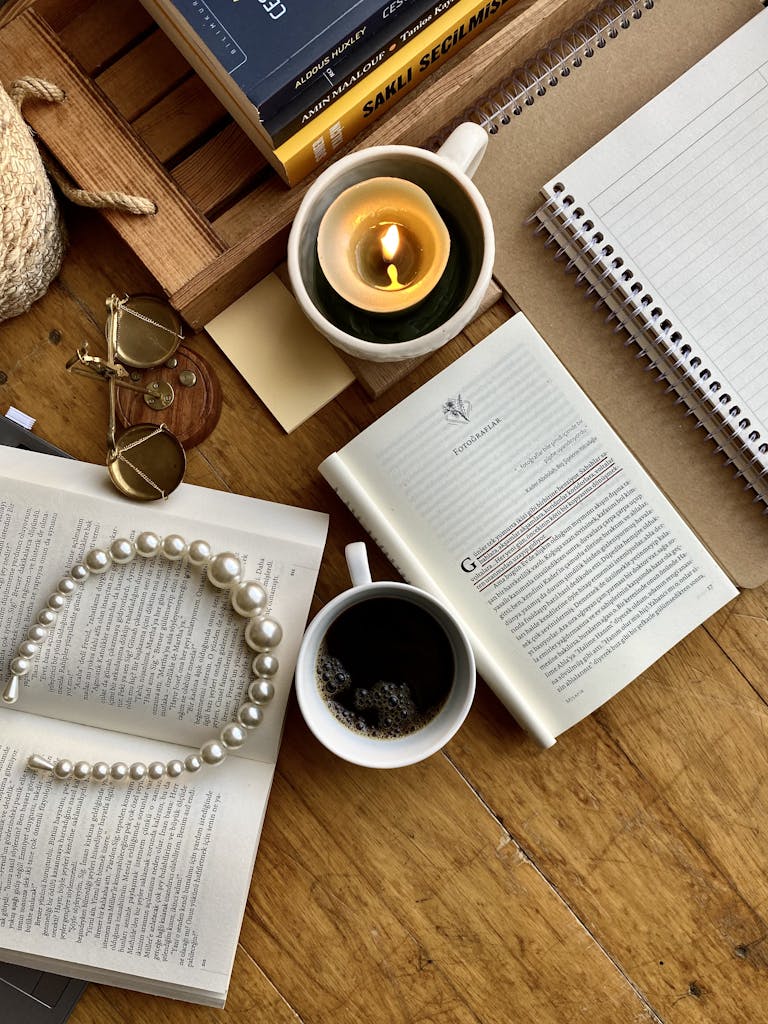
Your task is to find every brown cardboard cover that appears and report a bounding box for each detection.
[474,0,767,588]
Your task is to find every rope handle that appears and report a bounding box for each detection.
[9,76,157,216]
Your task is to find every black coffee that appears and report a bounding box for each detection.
[316,597,454,740]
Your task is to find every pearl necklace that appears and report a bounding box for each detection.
[2,532,283,783]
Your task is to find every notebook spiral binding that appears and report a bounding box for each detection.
[429,0,655,145]
[532,183,768,509]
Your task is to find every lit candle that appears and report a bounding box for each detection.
[317,177,450,314]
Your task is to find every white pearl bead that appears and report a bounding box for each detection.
[3,676,20,705]
[57,577,76,596]
[17,641,39,660]
[47,593,66,611]
[73,761,91,781]
[161,534,187,560]
[28,624,48,644]
[166,759,184,778]
[206,552,242,589]
[110,538,136,564]
[85,548,111,574]
[238,702,263,729]
[187,540,211,566]
[231,580,267,618]
[245,617,283,652]
[129,762,147,781]
[135,531,161,557]
[70,563,89,582]
[249,679,275,705]
[200,740,226,765]
[27,754,54,772]
[252,653,279,678]
[221,722,246,749]
[10,657,30,677]
[110,762,128,781]
[184,753,203,773]
[147,761,165,780]
[38,608,57,627]
[91,762,109,782]
[54,759,73,780]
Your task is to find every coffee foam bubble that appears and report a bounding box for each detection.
[317,648,445,740]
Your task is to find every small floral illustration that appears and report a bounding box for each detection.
[442,394,472,424]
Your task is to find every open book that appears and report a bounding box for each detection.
[320,314,736,747]
[0,448,328,1006]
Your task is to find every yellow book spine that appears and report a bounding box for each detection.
[274,0,515,186]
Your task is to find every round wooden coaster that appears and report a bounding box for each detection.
[115,344,222,450]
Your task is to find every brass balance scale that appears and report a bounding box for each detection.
[67,295,221,500]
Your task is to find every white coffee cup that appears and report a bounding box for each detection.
[287,123,495,363]
[295,542,475,768]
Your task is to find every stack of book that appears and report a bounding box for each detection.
[139,0,514,186]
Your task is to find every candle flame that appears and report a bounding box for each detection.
[380,224,400,262]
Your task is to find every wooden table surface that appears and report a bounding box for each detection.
[2,204,768,1024]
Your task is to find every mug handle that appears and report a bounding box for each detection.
[436,122,489,180]
[345,542,372,587]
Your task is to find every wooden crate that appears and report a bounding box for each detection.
[0,0,597,330]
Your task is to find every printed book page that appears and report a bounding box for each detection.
[322,314,736,739]
[0,710,272,1005]
[542,8,768,447]
[0,448,328,765]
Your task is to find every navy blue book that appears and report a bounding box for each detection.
[143,0,413,123]
[263,0,461,147]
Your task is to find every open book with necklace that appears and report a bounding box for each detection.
[0,448,328,1006]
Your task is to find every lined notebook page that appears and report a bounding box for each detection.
[542,7,768,442]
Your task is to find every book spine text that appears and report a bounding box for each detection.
[264,0,463,147]
[273,0,513,185]
[260,0,425,119]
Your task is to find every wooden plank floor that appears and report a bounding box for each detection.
[1,200,767,1023]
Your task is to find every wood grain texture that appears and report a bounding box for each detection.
[3,193,768,1024]
[445,629,768,1023]
[173,122,267,219]
[33,0,100,33]
[134,76,227,166]
[236,711,660,1024]
[706,589,768,703]
[0,0,35,28]
[56,0,153,76]
[114,343,222,449]
[96,28,190,121]
[0,11,226,296]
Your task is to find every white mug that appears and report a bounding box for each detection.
[295,542,475,768]
[287,123,495,363]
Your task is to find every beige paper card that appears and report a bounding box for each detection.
[206,274,354,432]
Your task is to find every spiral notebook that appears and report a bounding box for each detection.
[467,0,768,587]
[533,7,768,501]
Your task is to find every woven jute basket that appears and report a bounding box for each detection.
[0,77,156,323]
[0,78,65,321]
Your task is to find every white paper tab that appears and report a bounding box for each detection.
[5,407,36,430]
